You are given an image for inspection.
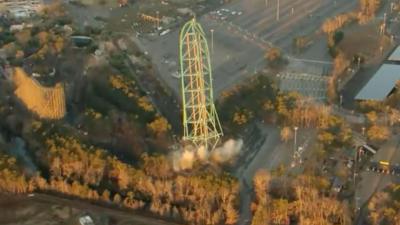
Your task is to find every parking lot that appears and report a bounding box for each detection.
[135,0,359,99]
[208,0,358,50]
[366,161,400,176]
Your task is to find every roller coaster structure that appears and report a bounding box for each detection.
[179,18,223,151]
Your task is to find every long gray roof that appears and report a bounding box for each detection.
[388,45,400,62]
[355,64,400,100]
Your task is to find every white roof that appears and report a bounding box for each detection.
[388,45,400,62]
[79,216,94,225]
[355,64,400,100]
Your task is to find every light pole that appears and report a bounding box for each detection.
[294,126,298,154]
[156,11,160,30]
[210,29,214,55]
[385,106,390,125]
[384,12,387,25]
[353,146,359,214]
[382,12,387,35]
[265,0,268,8]
[276,0,280,21]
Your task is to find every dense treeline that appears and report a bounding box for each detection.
[0,136,239,225]
[367,184,400,225]
[358,0,382,23]
[317,115,352,150]
[321,0,382,35]
[217,75,277,130]
[218,75,332,132]
[0,151,33,193]
[251,170,351,225]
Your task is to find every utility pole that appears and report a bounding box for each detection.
[156,11,160,30]
[276,0,280,21]
[291,126,299,168]
[384,12,387,24]
[293,126,298,154]
[210,29,214,54]
[386,106,390,125]
[265,0,268,8]
[353,147,359,214]
[340,94,343,107]
[383,12,387,34]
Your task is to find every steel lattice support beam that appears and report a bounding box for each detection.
[179,18,223,151]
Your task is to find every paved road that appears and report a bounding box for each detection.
[235,125,316,225]
[236,125,280,225]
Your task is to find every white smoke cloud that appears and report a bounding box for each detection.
[196,145,208,161]
[171,139,243,171]
[211,139,243,163]
[172,146,194,171]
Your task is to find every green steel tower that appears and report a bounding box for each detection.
[179,18,223,151]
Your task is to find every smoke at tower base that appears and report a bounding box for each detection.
[172,139,243,171]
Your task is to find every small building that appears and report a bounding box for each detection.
[0,0,43,18]
[71,36,92,48]
[331,177,343,193]
[0,0,43,11]
[9,23,24,32]
[7,8,32,18]
[79,215,95,225]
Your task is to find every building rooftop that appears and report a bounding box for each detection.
[0,0,43,14]
[388,45,400,62]
[355,64,400,100]
[79,215,95,225]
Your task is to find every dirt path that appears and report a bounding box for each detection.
[0,193,180,225]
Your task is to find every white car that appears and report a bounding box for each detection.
[160,29,171,36]
[171,71,180,78]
